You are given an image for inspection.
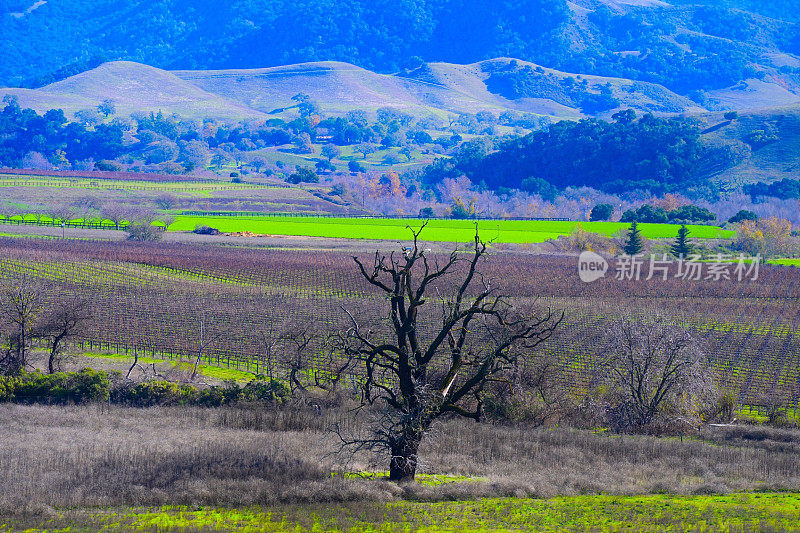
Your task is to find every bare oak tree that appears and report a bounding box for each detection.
[599,314,717,431]
[342,225,561,481]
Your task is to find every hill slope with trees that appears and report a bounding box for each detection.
[2,0,799,105]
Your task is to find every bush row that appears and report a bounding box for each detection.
[0,370,290,407]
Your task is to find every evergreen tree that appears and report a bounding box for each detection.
[671,225,693,258]
[623,222,645,255]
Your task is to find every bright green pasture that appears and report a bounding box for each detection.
[770,258,800,267]
[170,215,735,243]
[16,493,800,531]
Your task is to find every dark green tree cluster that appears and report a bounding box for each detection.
[728,209,759,224]
[0,96,124,167]
[744,178,800,200]
[621,204,716,224]
[590,204,614,222]
[422,112,728,200]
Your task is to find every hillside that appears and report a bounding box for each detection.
[700,105,800,187]
[2,0,800,104]
[1,59,709,123]
[172,62,512,119]
[1,62,266,121]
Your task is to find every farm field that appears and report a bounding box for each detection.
[169,215,736,243]
[1,237,797,407]
[9,493,800,532]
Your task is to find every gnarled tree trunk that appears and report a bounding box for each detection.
[389,430,423,482]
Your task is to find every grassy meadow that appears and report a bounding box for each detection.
[10,493,800,531]
[1,404,799,532]
[169,215,735,243]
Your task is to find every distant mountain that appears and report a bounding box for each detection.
[2,0,799,102]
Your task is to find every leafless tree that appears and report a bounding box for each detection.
[101,203,129,230]
[598,314,717,431]
[0,277,42,375]
[280,317,328,394]
[340,225,562,481]
[153,193,177,210]
[34,298,92,374]
[190,309,216,382]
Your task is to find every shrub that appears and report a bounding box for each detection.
[241,376,290,404]
[0,369,110,404]
[110,377,290,408]
[126,223,163,242]
[112,380,196,407]
[194,224,221,235]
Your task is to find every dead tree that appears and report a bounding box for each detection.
[0,278,42,375]
[34,298,92,373]
[341,225,562,482]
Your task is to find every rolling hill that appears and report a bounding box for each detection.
[0,58,764,124]
[0,62,267,121]
[2,0,800,102]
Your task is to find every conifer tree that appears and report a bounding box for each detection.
[671,225,693,258]
[623,222,645,255]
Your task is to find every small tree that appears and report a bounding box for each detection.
[154,193,177,210]
[623,222,645,255]
[341,225,562,481]
[671,225,693,258]
[321,144,341,161]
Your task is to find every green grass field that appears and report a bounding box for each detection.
[13,493,800,531]
[170,216,735,243]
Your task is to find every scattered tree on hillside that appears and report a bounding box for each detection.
[321,144,341,161]
[340,225,562,481]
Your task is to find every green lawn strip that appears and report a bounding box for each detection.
[770,258,800,267]
[19,493,800,532]
[169,216,734,244]
[78,352,255,382]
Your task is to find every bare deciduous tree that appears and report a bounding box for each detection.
[598,314,717,431]
[35,298,92,373]
[0,278,42,375]
[340,225,562,481]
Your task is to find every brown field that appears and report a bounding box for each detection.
[1,403,799,515]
